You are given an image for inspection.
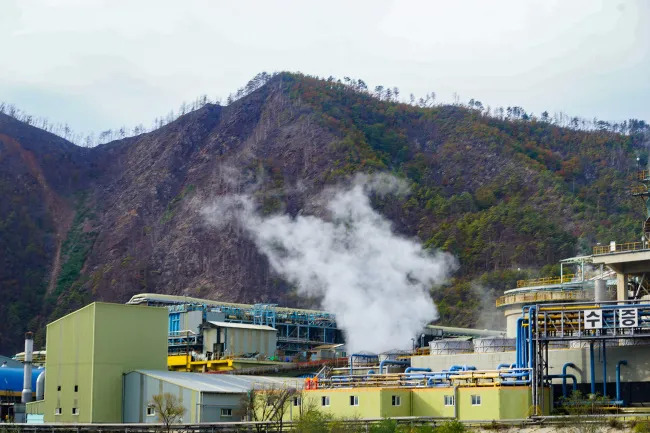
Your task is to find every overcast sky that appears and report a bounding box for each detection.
[1,0,649,136]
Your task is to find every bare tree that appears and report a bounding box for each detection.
[238,385,299,433]
[150,392,186,433]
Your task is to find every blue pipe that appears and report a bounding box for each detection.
[497,363,511,370]
[500,380,531,385]
[349,353,378,374]
[500,371,529,378]
[448,365,476,371]
[379,359,410,374]
[515,317,525,368]
[545,374,578,398]
[589,342,596,395]
[528,307,536,370]
[616,360,627,404]
[602,342,607,397]
[367,370,376,375]
[405,367,431,373]
[562,363,578,398]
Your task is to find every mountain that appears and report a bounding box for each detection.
[0,72,648,353]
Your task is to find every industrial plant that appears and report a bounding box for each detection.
[3,170,650,427]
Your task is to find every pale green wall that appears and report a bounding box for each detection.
[412,388,456,417]
[378,389,411,418]
[306,386,548,421]
[91,303,168,422]
[498,387,532,419]
[43,302,168,423]
[456,387,501,421]
[44,303,95,423]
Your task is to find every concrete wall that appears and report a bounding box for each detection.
[44,303,168,423]
[411,344,650,392]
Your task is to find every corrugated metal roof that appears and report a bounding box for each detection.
[135,370,301,393]
[207,321,277,331]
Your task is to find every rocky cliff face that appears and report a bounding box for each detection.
[0,73,646,353]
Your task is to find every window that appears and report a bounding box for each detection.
[321,396,330,406]
[391,395,401,406]
[293,397,301,407]
[74,385,78,392]
[54,408,61,415]
[57,385,61,391]
[146,406,156,416]
[350,395,359,406]
[72,408,79,416]
[220,408,232,417]
[444,395,455,406]
[471,395,481,406]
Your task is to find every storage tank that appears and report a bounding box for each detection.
[473,337,516,353]
[594,279,614,302]
[429,339,473,355]
[0,368,41,393]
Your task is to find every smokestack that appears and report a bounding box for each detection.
[21,332,33,404]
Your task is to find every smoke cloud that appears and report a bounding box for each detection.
[202,174,457,353]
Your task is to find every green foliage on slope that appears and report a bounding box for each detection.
[280,72,647,327]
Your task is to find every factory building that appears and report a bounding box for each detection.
[123,370,301,423]
[301,386,545,421]
[30,302,168,423]
[201,321,277,359]
[127,294,343,360]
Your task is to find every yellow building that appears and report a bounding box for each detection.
[297,385,549,421]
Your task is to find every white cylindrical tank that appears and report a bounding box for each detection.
[473,337,516,353]
[594,279,612,302]
[429,339,473,355]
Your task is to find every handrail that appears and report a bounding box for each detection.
[496,290,588,308]
[516,274,575,288]
[593,242,646,255]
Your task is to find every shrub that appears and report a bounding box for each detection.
[434,420,466,433]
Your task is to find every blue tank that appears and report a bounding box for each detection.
[0,367,43,392]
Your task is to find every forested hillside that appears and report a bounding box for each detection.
[0,72,648,353]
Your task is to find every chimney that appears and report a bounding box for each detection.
[21,332,33,404]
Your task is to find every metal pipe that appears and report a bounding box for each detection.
[379,359,410,374]
[21,332,33,404]
[448,365,476,371]
[404,367,431,373]
[35,370,45,401]
[545,374,578,398]
[602,342,608,397]
[348,353,377,375]
[562,363,578,398]
[497,363,511,370]
[616,360,627,404]
[515,318,524,368]
[589,341,596,395]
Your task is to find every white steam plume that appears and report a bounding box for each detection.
[202,174,457,353]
